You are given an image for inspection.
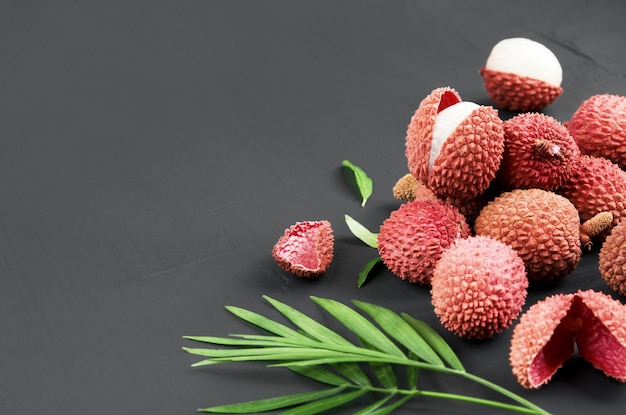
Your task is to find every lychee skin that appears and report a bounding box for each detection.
[480,68,563,112]
[474,189,581,282]
[498,113,580,191]
[559,155,626,227]
[599,219,626,296]
[431,236,528,340]
[272,220,334,278]
[378,199,470,285]
[405,87,505,201]
[510,290,626,389]
[567,94,626,169]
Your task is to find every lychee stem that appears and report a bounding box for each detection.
[393,173,419,201]
[580,211,613,250]
[534,139,563,158]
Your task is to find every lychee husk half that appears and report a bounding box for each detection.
[510,290,626,389]
[567,94,626,169]
[498,112,580,191]
[405,86,505,201]
[599,219,626,296]
[431,236,528,340]
[474,188,581,283]
[378,199,470,285]
[272,220,334,278]
[559,155,626,229]
[480,37,563,112]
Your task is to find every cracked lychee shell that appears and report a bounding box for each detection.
[474,188,581,282]
[272,220,334,278]
[480,37,563,112]
[378,199,470,285]
[510,290,626,389]
[599,219,626,296]
[568,94,626,169]
[559,155,626,228]
[431,236,528,340]
[405,86,505,201]
[498,112,580,191]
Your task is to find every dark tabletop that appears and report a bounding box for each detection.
[2,1,626,414]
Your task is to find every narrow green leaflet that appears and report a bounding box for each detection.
[342,159,373,207]
[358,257,383,287]
[198,386,347,413]
[345,214,379,248]
[402,313,465,371]
[184,296,553,415]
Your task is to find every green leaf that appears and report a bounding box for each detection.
[225,306,310,341]
[262,295,352,346]
[352,395,393,415]
[311,297,405,358]
[345,214,378,248]
[360,338,397,389]
[198,386,347,413]
[280,389,369,415]
[353,301,444,367]
[406,351,419,390]
[342,159,373,207]
[330,362,372,386]
[366,395,413,415]
[402,313,465,371]
[358,257,383,287]
[286,365,348,386]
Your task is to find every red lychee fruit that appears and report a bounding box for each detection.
[431,236,528,340]
[498,113,580,191]
[567,94,626,169]
[559,155,626,227]
[378,199,470,285]
[599,219,626,296]
[510,290,626,389]
[480,37,563,112]
[405,86,505,201]
[474,188,581,283]
[272,220,334,278]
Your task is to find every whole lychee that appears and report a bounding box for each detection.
[272,220,334,278]
[474,188,581,282]
[559,155,626,227]
[431,236,528,340]
[405,87,505,201]
[567,94,626,169]
[498,113,580,191]
[510,290,626,389]
[378,199,470,285]
[599,219,626,296]
[480,37,563,112]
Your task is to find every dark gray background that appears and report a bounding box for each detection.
[2,1,626,414]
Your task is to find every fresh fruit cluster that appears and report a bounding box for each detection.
[272,37,626,389]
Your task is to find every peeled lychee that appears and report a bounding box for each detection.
[405,87,505,201]
[498,113,580,190]
[599,219,626,296]
[431,236,528,340]
[510,290,626,389]
[559,155,626,227]
[378,199,470,285]
[474,188,581,282]
[567,94,626,169]
[272,220,334,278]
[480,37,563,112]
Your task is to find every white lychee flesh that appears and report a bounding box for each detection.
[485,37,562,87]
[429,101,480,172]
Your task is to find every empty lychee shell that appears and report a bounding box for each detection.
[498,112,580,191]
[405,87,505,201]
[378,199,470,285]
[480,37,563,112]
[567,93,626,169]
[272,220,334,278]
[431,236,528,340]
[474,188,581,282]
[510,290,626,389]
[599,219,626,296]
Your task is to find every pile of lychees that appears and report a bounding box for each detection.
[271,37,626,389]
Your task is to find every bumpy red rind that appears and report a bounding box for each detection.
[272,220,334,278]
